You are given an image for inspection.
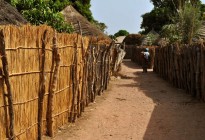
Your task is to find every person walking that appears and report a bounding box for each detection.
[141,48,150,73]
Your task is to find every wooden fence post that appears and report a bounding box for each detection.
[201,44,205,100]
[104,43,113,90]
[46,31,60,137]
[0,30,15,140]
[69,35,79,122]
[37,30,47,140]
[0,68,9,138]
[196,47,201,99]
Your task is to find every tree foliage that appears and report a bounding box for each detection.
[161,3,202,45]
[108,35,116,40]
[178,3,202,44]
[141,0,204,34]
[6,0,107,33]
[93,20,107,32]
[114,30,129,37]
[141,7,172,34]
[9,0,73,33]
[72,0,93,21]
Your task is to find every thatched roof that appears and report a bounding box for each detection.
[123,34,144,45]
[0,0,27,25]
[61,5,111,41]
[141,29,159,46]
[115,36,126,44]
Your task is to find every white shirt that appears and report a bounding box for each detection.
[143,52,150,60]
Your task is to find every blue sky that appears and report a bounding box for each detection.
[91,0,205,35]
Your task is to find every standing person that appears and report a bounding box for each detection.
[141,48,150,73]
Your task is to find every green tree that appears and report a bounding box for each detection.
[141,0,204,34]
[9,0,73,33]
[92,20,107,32]
[109,35,116,40]
[161,3,202,45]
[72,0,94,21]
[178,3,202,44]
[161,24,182,43]
[8,0,107,33]
[150,0,201,10]
[141,7,172,34]
[114,30,129,37]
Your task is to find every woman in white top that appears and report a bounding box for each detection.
[141,48,150,73]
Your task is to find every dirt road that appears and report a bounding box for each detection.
[46,60,205,140]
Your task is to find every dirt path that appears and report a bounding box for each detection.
[45,60,205,140]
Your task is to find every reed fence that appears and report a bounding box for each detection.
[0,25,114,140]
[153,44,205,100]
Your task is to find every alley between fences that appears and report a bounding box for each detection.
[45,60,205,140]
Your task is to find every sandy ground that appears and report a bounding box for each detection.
[44,60,205,140]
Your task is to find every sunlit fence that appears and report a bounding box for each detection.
[131,43,205,101]
[0,25,114,140]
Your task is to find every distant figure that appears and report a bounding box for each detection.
[141,48,150,73]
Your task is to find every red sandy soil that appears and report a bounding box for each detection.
[44,60,205,140]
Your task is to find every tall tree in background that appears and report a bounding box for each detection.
[176,2,202,44]
[114,30,129,37]
[141,0,203,34]
[71,0,93,21]
[160,2,202,45]
[93,20,107,32]
[141,7,172,34]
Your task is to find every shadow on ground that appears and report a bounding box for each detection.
[121,60,205,140]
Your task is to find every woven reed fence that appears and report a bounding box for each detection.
[131,46,157,69]
[0,25,113,140]
[153,44,205,100]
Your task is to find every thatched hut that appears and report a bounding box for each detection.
[0,0,27,25]
[122,34,143,59]
[141,29,159,46]
[61,5,111,42]
[123,34,143,46]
